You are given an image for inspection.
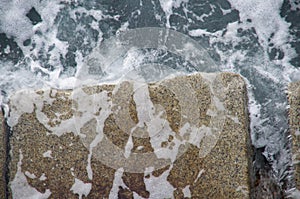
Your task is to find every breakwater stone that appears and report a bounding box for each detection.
[0,109,7,199]
[2,72,252,198]
[289,81,300,189]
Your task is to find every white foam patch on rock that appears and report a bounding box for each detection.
[72,87,112,179]
[35,90,77,136]
[70,178,92,199]
[89,90,112,179]
[25,171,37,179]
[8,88,79,136]
[129,73,227,164]
[73,88,111,137]
[194,169,205,183]
[144,166,175,198]
[132,82,155,129]
[133,192,143,198]
[130,80,187,163]
[184,125,206,148]
[109,168,127,198]
[39,173,47,181]
[124,133,133,158]
[149,119,180,162]
[11,150,52,199]
[86,153,93,180]
[7,89,42,127]
[182,185,191,198]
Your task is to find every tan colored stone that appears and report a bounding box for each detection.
[6,72,252,198]
[0,109,7,199]
[289,81,300,189]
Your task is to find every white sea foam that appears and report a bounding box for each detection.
[289,0,300,11]
[182,185,191,198]
[144,166,175,199]
[70,178,92,199]
[0,0,62,51]
[0,0,72,110]
[228,0,297,71]
[109,168,127,198]
[159,0,188,28]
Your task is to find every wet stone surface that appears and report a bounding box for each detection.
[2,72,252,198]
[0,110,7,199]
[289,81,300,189]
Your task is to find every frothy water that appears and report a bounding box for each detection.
[0,0,299,196]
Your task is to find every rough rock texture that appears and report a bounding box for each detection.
[0,109,7,199]
[289,81,300,189]
[4,72,252,198]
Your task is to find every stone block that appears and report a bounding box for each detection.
[289,81,300,189]
[0,109,7,199]
[5,72,252,198]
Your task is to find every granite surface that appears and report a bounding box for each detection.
[0,109,7,199]
[4,72,252,198]
[289,81,300,190]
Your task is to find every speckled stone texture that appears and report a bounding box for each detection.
[5,72,252,199]
[289,81,300,189]
[0,109,7,199]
